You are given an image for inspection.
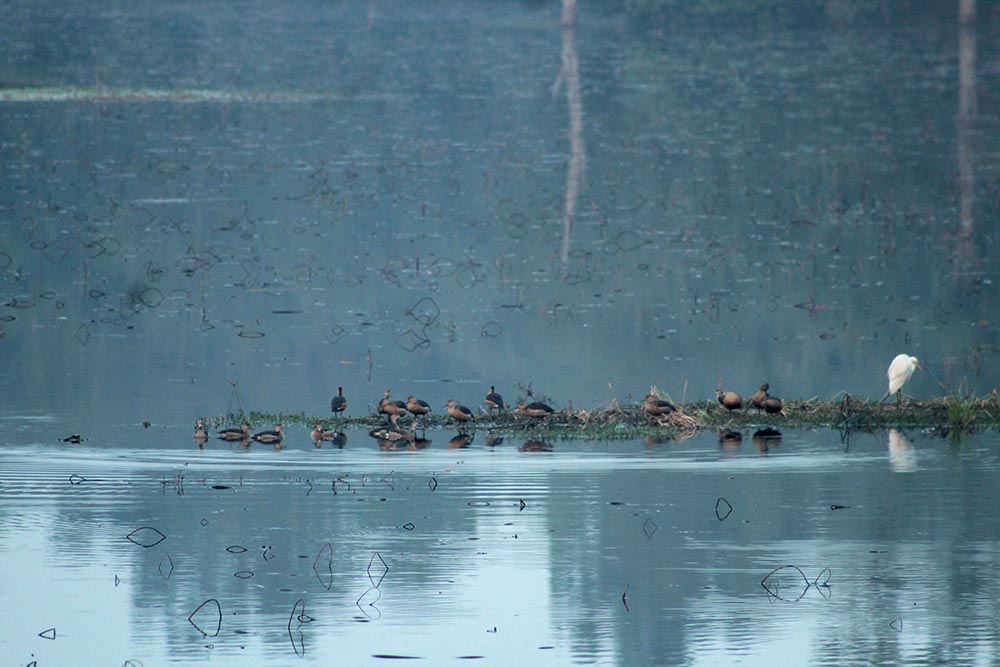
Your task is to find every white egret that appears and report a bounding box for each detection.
[884,354,921,405]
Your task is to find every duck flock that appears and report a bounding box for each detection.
[195,353,921,448]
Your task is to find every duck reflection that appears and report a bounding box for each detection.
[252,424,284,447]
[888,429,917,473]
[218,422,251,442]
[644,434,672,449]
[644,429,698,450]
[519,440,552,452]
[752,428,782,454]
[717,429,743,452]
[369,421,423,451]
[311,424,347,448]
[448,433,474,449]
[193,418,209,446]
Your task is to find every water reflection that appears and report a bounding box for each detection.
[518,439,553,452]
[752,427,783,454]
[956,0,977,263]
[888,428,917,472]
[2,429,1000,665]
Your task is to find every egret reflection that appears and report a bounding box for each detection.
[888,429,917,473]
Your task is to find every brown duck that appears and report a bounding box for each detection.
[643,393,676,416]
[763,396,784,415]
[716,390,742,411]
[378,390,407,424]
[750,384,769,411]
[446,399,474,424]
[517,401,555,418]
[407,395,432,416]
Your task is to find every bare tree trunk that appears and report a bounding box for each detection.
[559,0,585,274]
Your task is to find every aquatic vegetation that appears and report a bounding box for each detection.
[217,394,1000,440]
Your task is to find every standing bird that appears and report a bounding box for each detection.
[643,393,676,416]
[330,387,347,417]
[406,395,432,417]
[716,390,743,411]
[884,354,921,405]
[218,422,251,441]
[484,386,505,416]
[378,390,407,425]
[446,399,474,426]
[750,384,769,412]
[517,401,555,418]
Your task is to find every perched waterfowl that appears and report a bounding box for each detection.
[330,387,347,415]
[218,422,251,441]
[484,386,505,416]
[884,354,921,405]
[446,399,474,425]
[406,395,432,417]
[763,396,784,415]
[252,424,284,444]
[378,390,407,424]
[517,401,555,418]
[643,393,676,416]
[750,384,769,411]
[716,390,743,411]
[376,389,390,414]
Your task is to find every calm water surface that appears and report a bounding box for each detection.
[1,2,1000,426]
[2,426,999,666]
[3,2,1000,666]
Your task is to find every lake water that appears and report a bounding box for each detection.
[2,2,1000,424]
[3,1,1000,665]
[2,427,999,666]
